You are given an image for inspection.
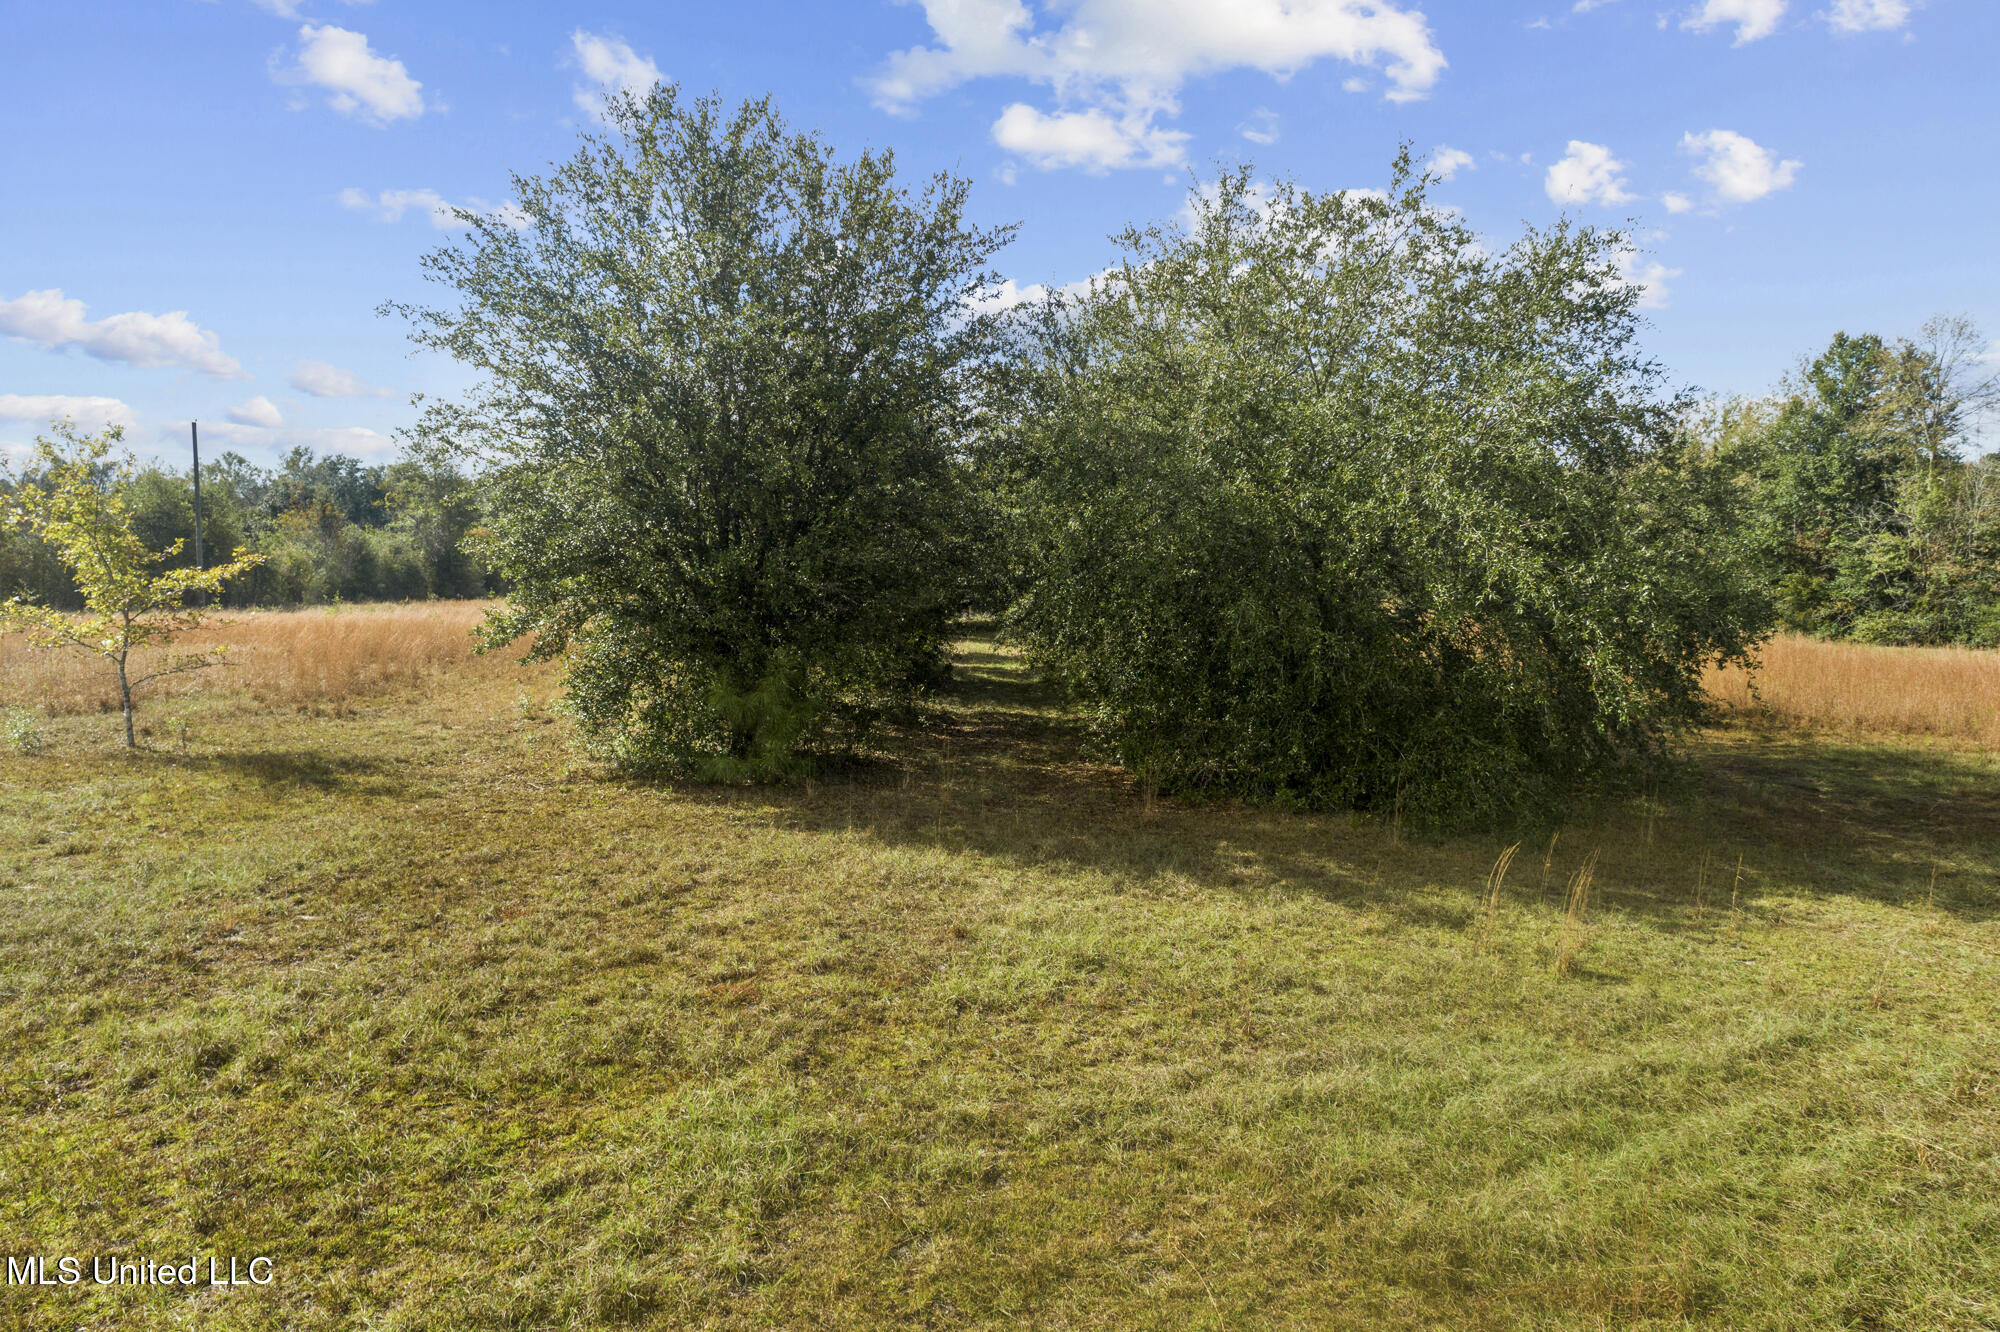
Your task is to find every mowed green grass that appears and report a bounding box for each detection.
[1,633,1997,1330]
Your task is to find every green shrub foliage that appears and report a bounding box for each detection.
[392,87,1011,776]
[994,158,1769,826]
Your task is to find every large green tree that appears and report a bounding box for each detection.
[392,87,1012,776]
[993,158,1768,827]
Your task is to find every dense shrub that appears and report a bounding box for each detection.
[393,87,1010,777]
[994,158,1769,827]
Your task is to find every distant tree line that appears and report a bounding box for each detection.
[1702,318,2000,647]
[0,443,494,609]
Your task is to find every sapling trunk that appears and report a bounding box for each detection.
[117,651,135,749]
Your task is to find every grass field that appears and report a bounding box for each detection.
[0,602,525,717]
[1706,635,2000,748]
[2,611,1996,1329]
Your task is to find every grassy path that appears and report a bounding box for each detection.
[1,636,1996,1329]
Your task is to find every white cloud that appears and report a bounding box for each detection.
[873,0,1447,109]
[872,0,1445,174]
[1682,0,1787,43]
[1056,271,1114,302]
[1662,191,1695,213]
[1430,146,1476,181]
[226,396,284,428]
[570,30,662,119]
[970,269,1114,315]
[0,394,138,435]
[184,421,399,459]
[339,186,464,229]
[1613,248,1681,310]
[1573,0,1620,11]
[970,278,1048,315]
[278,24,425,125]
[1239,107,1279,146]
[1823,0,1911,32]
[338,188,527,231]
[1342,76,1370,93]
[992,103,1188,171]
[1681,129,1801,202]
[290,360,394,399]
[1175,177,1289,233]
[295,426,400,459]
[249,0,377,15]
[1545,141,1635,206]
[0,289,245,379]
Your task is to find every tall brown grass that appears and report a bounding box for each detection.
[9,609,1995,746]
[1478,841,1520,945]
[0,601,539,715]
[1705,634,2000,747]
[1552,848,1600,977]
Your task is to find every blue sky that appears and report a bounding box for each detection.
[3,0,1994,468]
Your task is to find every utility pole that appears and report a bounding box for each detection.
[191,421,205,606]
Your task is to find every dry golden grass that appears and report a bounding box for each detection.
[1706,633,2000,746]
[0,601,540,715]
[8,604,1995,752]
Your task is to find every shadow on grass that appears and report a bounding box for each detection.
[160,748,407,796]
[622,636,2000,929]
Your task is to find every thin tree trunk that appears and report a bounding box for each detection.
[118,652,135,749]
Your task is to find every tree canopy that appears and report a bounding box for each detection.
[989,158,1769,826]
[393,86,1014,776]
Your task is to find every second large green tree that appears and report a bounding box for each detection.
[993,159,1768,826]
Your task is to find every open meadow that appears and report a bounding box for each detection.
[2,605,1997,1330]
